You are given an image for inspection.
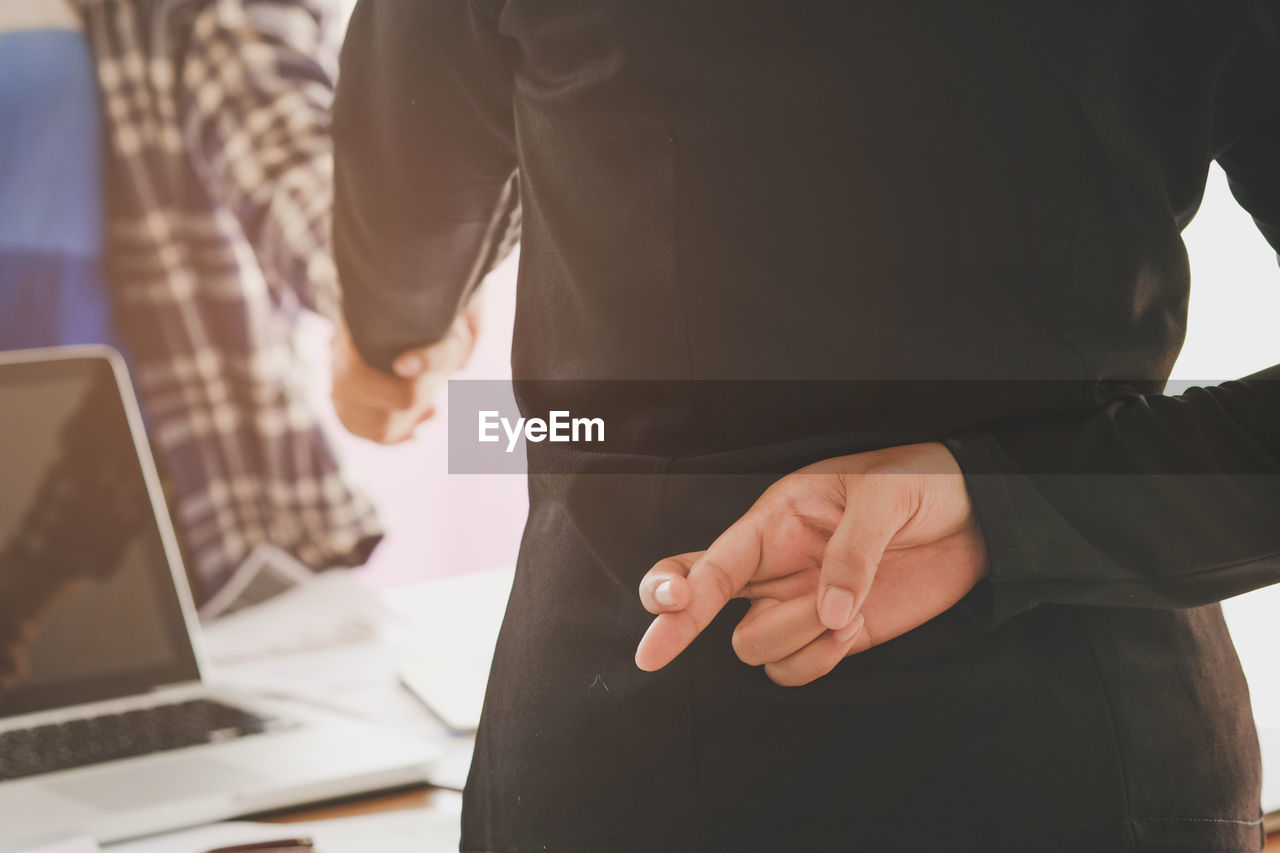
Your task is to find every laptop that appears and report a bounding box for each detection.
[0,347,435,851]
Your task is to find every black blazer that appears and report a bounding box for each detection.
[334,3,1280,851]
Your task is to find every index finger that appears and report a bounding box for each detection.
[634,515,763,672]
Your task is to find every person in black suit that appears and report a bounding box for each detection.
[330,3,1280,851]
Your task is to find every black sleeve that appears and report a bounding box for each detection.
[333,0,519,372]
[944,18,1280,625]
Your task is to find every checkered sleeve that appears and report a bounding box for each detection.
[73,0,385,597]
[178,0,342,324]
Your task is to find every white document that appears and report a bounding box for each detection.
[199,565,506,789]
[423,734,477,792]
[383,567,514,733]
[105,791,463,853]
[201,570,388,664]
[201,565,513,733]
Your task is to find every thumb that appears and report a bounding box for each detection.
[817,473,916,630]
[638,552,698,615]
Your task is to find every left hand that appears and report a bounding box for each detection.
[634,442,988,686]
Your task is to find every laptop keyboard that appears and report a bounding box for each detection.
[0,699,278,781]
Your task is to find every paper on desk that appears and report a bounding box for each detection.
[198,544,317,621]
[202,565,512,734]
[383,567,514,733]
[104,791,463,853]
[199,565,502,785]
[202,570,453,737]
[201,571,387,664]
[423,734,476,792]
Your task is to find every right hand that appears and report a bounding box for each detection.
[331,301,482,444]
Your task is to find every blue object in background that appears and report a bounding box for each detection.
[0,24,115,350]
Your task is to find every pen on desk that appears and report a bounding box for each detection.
[202,839,315,853]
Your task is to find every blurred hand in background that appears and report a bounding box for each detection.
[332,298,483,444]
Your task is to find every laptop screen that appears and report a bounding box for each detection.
[0,351,201,718]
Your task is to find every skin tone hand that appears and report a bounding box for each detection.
[331,298,483,445]
[635,442,988,686]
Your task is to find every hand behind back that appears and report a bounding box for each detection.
[635,443,988,686]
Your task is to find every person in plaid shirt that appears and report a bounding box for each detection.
[64,0,386,598]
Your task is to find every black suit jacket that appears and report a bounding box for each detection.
[335,3,1280,851]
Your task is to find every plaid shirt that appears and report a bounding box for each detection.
[70,0,382,596]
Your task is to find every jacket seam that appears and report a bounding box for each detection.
[1076,611,1138,851]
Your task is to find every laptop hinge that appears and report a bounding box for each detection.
[0,681,208,732]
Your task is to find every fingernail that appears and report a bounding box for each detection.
[820,587,856,630]
[394,354,424,377]
[655,580,676,607]
[834,613,865,644]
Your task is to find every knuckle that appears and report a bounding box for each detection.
[698,558,739,602]
[860,467,920,512]
[651,557,683,573]
[851,469,897,502]
[767,648,842,687]
[764,661,813,688]
[859,465,898,482]
[823,540,877,574]
[647,557,686,581]
[731,629,767,667]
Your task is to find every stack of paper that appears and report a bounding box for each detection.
[383,567,514,734]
